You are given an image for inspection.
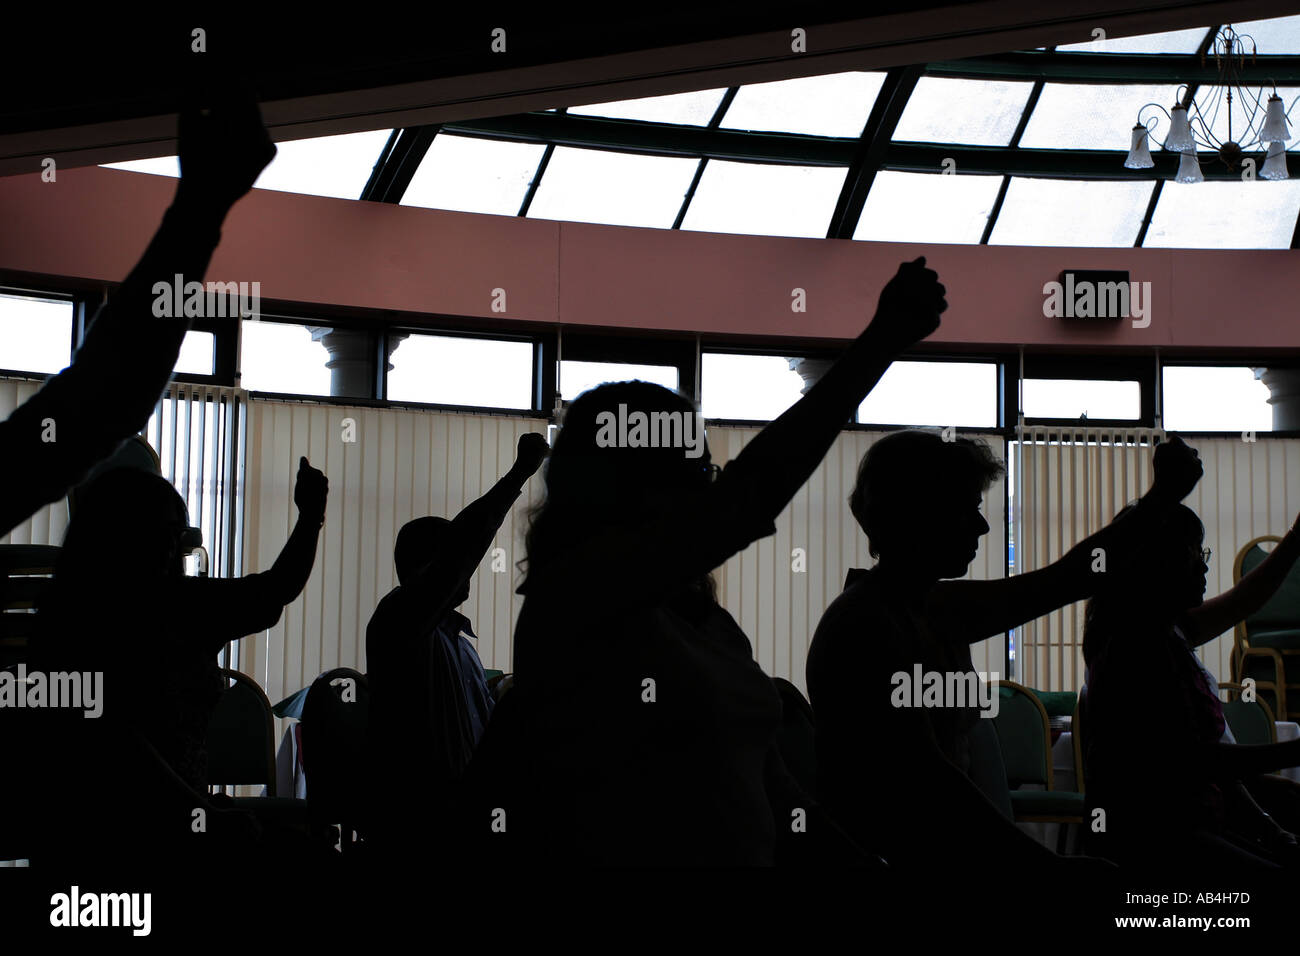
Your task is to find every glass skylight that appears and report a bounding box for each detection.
[569,89,727,126]
[990,178,1154,246]
[855,171,1001,243]
[893,77,1034,146]
[721,73,886,137]
[1143,179,1300,248]
[1055,26,1212,54]
[681,161,846,238]
[527,147,698,228]
[402,134,545,215]
[1020,84,1184,149]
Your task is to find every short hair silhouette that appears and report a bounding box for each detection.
[57,468,189,583]
[523,380,715,595]
[849,430,1004,558]
[394,516,452,586]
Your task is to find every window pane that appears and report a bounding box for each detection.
[1144,180,1300,248]
[1230,15,1300,55]
[702,353,804,420]
[402,135,545,214]
[569,89,727,125]
[1163,366,1272,431]
[721,73,887,137]
[240,321,330,396]
[858,361,998,427]
[1055,26,1211,53]
[560,360,678,401]
[175,330,214,376]
[106,131,394,200]
[1020,84,1183,149]
[681,161,846,238]
[101,156,179,177]
[893,78,1035,146]
[389,334,532,408]
[528,148,699,228]
[250,130,392,200]
[855,171,1001,243]
[989,178,1153,247]
[1023,379,1140,419]
[0,293,72,375]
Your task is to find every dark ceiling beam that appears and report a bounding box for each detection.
[16,1,1298,176]
[440,114,856,166]
[359,126,439,203]
[442,109,1286,182]
[827,65,924,239]
[926,51,1300,84]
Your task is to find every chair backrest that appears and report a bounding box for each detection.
[1072,693,1087,794]
[772,677,817,798]
[300,667,371,823]
[991,680,1052,789]
[1236,536,1300,636]
[1219,682,1277,745]
[0,544,59,668]
[205,669,277,795]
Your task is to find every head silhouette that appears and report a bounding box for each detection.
[395,516,469,604]
[523,380,715,596]
[1083,503,1206,665]
[849,430,1004,580]
[57,468,190,589]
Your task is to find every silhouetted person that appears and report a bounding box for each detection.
[1084,502,1300,874]
[806,431,1205,880]
[31,457,328,870]
[0,92,275,536]
[461,258,947,866]
[365,433,548,843]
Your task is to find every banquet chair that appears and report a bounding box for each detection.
[300,667,371,853]
[1233,536,1300,720]
[991,680,1086,853]
[206,669,310,830]
[1218,681,1278,746]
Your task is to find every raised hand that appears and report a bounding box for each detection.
[868,257,946,353]
[515,432,550,477]
[293,456,329,524]
[1151,434,1203,503]
[176,88,276,215]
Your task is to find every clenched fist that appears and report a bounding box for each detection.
[868,257,946,353]
[176,87,277,215]
[293,456,329,524]
[515,432,550,477]
[1151,435,1202,503]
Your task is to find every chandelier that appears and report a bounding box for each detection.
[1123,24,1295,182]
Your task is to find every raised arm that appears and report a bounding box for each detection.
[1183,521,1300,648]
[711,258,945,533]
[400,432,548,636]
[0,93,275,535]
[929,436,1205,642]
[189,457,328,650]
[520,259,945,613]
